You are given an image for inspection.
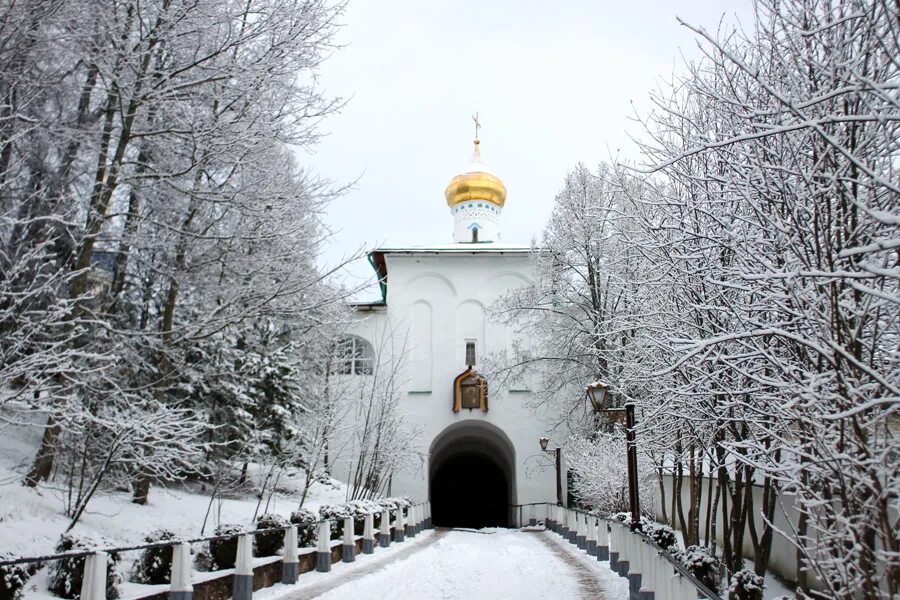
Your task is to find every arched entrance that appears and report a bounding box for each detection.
[429,420,516,528]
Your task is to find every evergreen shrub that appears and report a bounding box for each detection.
[208,524,244,570]
[0,553,38,600]
[254,514,288,556]
[727,569,764,600]
[289,509,318,547]
[674,545,721,593]
[132,530,178,585]
[47,534,120,599]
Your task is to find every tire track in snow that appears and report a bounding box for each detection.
[531,531,611,599]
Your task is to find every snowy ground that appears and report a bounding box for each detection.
[260,528,629,600]
[0,413,348,558]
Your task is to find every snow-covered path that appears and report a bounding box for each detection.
[267,528,627,600]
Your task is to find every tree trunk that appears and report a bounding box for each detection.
[24,414,60,487]
[132,474,151,505]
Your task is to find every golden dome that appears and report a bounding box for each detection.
[444,140,507,208]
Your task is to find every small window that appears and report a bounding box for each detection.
[335,335,374,375]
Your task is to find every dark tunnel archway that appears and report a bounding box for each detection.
[429,421,516,528]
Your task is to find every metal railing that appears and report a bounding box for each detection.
[510,502,723,600]
[1,501,434,600]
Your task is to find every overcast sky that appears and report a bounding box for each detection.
[311,0,751,297]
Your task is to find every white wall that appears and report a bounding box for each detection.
[656,474,805,588]
[337,249,563,508]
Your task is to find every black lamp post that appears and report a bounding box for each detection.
[539,436,563,506]
[586,382,641,532]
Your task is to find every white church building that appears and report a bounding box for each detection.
[336,135,562,527]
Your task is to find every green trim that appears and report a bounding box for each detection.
[367,252,387,304]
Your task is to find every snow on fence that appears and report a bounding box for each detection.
[0,501,433,600]
[511,502,721,600]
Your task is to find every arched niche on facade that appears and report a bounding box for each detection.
[407,300,433,392]
[406,272,457,297]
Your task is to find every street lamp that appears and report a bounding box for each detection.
[585,381,609,412]
[586,382,641,532]
[538,437,563,506]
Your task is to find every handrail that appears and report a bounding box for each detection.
[0,503,425,568]
[508,502,723,600]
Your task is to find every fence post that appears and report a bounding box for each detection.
[406,505,416,538]
[568,510,577,544]
[342,517,355,563]
[673,571,696,600]
[609,523,621,571]
[282,527,299,584]
[586,515,597,557]
[316,521,331,572]
[393,508,405,543]
[560,508,569,538]
[80,551,107,600]
[362,513,375,554]
[639,542,656,600]
[170,542,193,600]
[576,511,586,549]
[626,531,643,598]
[425,502,432,528]
[233,534,254,600]
[616,526,632,578]
[379,509,391,547]
[597,519,610,561]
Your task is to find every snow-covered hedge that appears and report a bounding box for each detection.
[254,514,288,556]
[289,509,318,547]
[727,569,764,600]
[318,504,353,539]
[673,545,720,593]
[208,524,245,570]
[644,522,678,552]
[346,499,384,534]
[315,497,414,539]
[132,530,177,585]
[379,496,412,513]
[47,534,121,599]
[0,553,38,600]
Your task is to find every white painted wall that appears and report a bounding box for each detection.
[337,248,563,509]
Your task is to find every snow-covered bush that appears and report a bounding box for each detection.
[47,534,120,599]
[289,509,318,547]
[208,525,244,570]
[645,523,678,552]
[318,504,353,539]
[728,569,764,600]
[132,530,177,585]
[254,514,288,556]
[0,553,38,600]
[379,496,412,514]
[346,499,383,534]
[192,548,213,573]
[674,545,720,593]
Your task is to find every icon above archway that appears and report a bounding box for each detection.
[453,368,488,413]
